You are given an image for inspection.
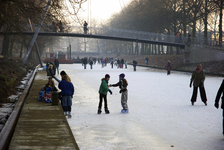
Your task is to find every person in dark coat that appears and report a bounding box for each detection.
[54,58,59,74]
[121,59,124,68]
[133,60,137,71]
[46,61,56,76]
[89,60,93,69]
[83,21,88,34]
[165,60,172,75]
[111,60,114,68]
[190,64,207,106]
[214,80,224,136]
[83,57,87,69]
[98,74,112,114]
[58,71,74,118]
[145,57,149,64]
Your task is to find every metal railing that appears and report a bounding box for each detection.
[2,24,223,49]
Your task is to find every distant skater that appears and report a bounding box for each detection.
[133,60,137,71]
[54,58,59,74]
[110,73,129,113]
[125,61,127,69]
[111,60,114,68]
[214,80,224,136]
[89,60,93,69]
[165,60,172,75]
[189,64,207,106]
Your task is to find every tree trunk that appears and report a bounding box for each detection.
[204,0,208,44]
[219,0,223,46]
[1,34,9,56]
[9,36,15,57]
[183,0,187,37]
[19,39,24,58]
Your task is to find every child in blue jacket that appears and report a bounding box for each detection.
[58,71,74,118]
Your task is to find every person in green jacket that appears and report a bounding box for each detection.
[189,64,207,106]
[98,74,112,114]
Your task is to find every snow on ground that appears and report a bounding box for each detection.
[55,63,224,150]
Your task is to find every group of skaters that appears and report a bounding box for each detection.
[41,58,224,135]
[81,57,134,70]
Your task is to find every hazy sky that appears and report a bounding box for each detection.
[81,0,131,23]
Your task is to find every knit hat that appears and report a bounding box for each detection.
[60,70,67,76]
[105,74,110,78]
[119,73,125,78]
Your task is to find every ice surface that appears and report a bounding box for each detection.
[55,63,224,150]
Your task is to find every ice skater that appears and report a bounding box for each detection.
[133,60,137,71]
[98,74,112,114]
[214,80,224,136]
[110,73,129,113]
[165,60,172,75]
[189,64,207,106]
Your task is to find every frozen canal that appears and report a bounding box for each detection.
[54,63,224,150]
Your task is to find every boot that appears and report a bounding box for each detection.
[68,112,72,118]
[97,108,102,114]
[105,108,110,114]
[121,109,126,113]
[38,91,43,101]
[64,112,68,116]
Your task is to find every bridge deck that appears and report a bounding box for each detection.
[9,71,79,150]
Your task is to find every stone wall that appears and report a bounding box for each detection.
[183,45,224,64]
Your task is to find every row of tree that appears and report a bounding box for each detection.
[0,0,86,60]
[106,0,223,43]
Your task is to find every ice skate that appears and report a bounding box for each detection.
[125,110,129,113]
[105,108,110,114]
[68,112,72,118]
[121,109,126,113]
[97,108,102,114]
[64,112,68,116]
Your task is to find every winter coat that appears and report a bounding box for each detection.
[83,58,87,64]
[215,80,224,109]
[89,61,93,65]
[41,84,58,94]
[112,78,128,93]
[99,78,110,95]
[165,62,172,71]
[190,69,205,87]
[58,80,74,96]
[54,60,59,67]
[133,60,137,66]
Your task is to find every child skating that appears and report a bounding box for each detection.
[110,73,129,113]
[98,74,112,114]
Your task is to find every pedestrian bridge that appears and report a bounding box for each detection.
[1,26,223,50]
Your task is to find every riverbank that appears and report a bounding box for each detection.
[118,55,224,76]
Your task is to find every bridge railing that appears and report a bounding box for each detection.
[69,26,223,48]
[12,24,224,49]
